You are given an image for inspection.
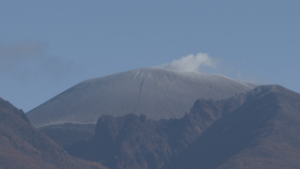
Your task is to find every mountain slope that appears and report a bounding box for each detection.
[66,85,300,169]
[27,67,254,127]
[163,85,300,169]
[0,97,106,169]
[66,91,245,169]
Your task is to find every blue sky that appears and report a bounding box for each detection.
[0,1,299,112]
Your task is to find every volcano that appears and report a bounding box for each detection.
[27,67,255,127]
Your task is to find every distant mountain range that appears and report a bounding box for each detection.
[66,85,300,169]
[27,67,255,128]
[0,97,106,169]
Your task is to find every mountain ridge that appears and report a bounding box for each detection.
[164,85,300,169]
[66,85,300,169]
[0,97,106,169]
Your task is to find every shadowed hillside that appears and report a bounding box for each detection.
[0,97,106,169]
[39,123,95,148]
[163,85,300,169]
[66,85,300,169]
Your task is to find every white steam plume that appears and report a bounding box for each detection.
[163,53,217,72]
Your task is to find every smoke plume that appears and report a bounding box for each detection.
[163,53,218,72]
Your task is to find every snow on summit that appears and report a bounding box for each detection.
[27,67,255,127]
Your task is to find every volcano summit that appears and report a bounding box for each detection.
[27,67,255,127]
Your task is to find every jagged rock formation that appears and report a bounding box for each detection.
[27,67,255,128]
[0,97,106,169]
[66,85,300,169]
[163,85,300,169]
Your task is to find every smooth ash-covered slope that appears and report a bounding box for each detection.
[27,67,254,127]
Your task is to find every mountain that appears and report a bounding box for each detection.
[27,67,255,128]
[163,85,300,169]
[66,85,300,169]
[0,97,106,169]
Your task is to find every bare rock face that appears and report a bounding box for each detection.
[27,67,255,127]
[0,97,106,169]
[66,85,300,169]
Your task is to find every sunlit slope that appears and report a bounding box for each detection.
[27,67,255,127]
